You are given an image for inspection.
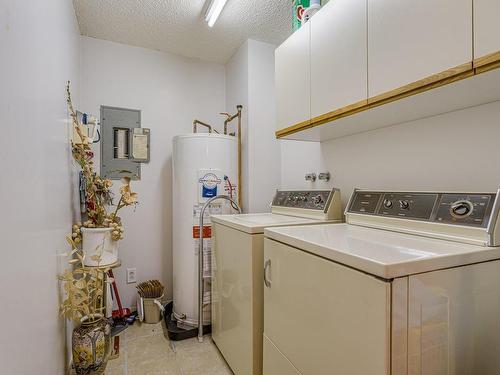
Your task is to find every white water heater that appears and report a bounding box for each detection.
[172,134,238,328]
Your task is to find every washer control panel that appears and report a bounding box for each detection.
[347,190,497,228]
[435,194,493,226]
[272,190,333,211]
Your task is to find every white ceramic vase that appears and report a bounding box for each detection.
[81,227,119,267]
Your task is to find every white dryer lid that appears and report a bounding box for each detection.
[211,213,329,234]
[265,223,500,279]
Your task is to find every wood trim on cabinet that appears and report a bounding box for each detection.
[476,60,500,74]
[367,62,472,107]
[474,51,500,69]
[275,118,311,138]
[474,51,500,74]
[276,100,367,137]
[312,100,368,126]
[276,54,500,139]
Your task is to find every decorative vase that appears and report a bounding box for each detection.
[72,314,111,375]
[81,227,118,266]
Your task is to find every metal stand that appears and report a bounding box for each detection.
[198,195,241,343]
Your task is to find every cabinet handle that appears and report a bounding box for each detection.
[264,259,272,288]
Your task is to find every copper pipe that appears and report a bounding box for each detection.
[193,119,219,134]
[222,105,243,209]
[222,111,239,134]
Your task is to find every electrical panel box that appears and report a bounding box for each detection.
[100,106,150,180]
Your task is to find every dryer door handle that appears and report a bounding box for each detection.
[264,259,272,288]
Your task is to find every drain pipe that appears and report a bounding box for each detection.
[198,195,241,343]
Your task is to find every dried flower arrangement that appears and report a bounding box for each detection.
[66,81,138,242]
[59,81,139,320]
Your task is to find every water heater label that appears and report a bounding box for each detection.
[192,225,212,239]
[198,170,222,201]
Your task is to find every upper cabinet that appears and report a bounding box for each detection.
[474,0,500,66]
[310,0,367,119]
[275,22,310,130]
[367,0,472,99]
[274,0,500,141]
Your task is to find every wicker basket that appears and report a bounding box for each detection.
[142,294,164,324]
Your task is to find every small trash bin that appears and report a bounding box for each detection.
[142,294,165,324]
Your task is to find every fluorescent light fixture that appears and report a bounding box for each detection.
[205,0,228,27]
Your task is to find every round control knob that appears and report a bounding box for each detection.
[313,195,323,205]
[450,200,473,218]
[399,200,410,210]
[383,199,393,208]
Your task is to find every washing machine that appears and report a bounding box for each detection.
[263,189,500,375]
[211,188,343,375]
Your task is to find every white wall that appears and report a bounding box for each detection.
[281,101,500,206]
[226,39,281,212]
[0,1,81,374]
[80,37,226,308]
[247,40,282,212]
[226,41,250,209]
[280,140,327,190]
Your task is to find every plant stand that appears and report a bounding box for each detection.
[86,260,122,319]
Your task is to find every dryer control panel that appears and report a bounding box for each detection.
[272,190,333,211]
[346,189,500,246]
[270,189,343,221]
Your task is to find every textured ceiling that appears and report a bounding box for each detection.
[73,0,293,64]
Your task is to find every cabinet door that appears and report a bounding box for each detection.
[275,22,310,130]
[368,0,472,98]
[263,238,391,375]
[311,0,367,118]
[474,0,500,63]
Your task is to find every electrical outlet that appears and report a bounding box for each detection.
[126,268,137,284]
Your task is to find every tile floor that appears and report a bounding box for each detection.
[104,321,233,375]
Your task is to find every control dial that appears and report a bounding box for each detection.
[383,199,393,208]
[313,195,324,206]
[450,200,474,218]
[399,200,410,210]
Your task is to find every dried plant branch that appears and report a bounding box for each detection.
[59,82,140,322]
[59,235,111,322]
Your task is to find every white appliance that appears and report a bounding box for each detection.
[263,189,500,375]
[211,189,343,375]
[172,134,238,329]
